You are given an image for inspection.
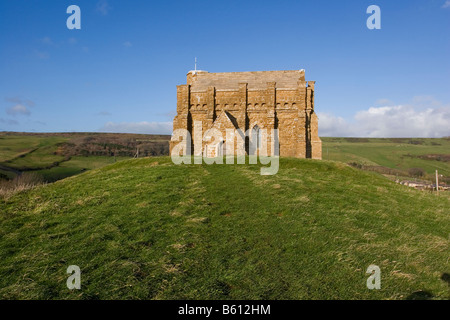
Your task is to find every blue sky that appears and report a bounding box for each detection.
[0,0,449,137]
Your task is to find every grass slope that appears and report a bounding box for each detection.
[0,157,449,299]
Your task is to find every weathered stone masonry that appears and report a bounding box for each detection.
[170,69,322,159]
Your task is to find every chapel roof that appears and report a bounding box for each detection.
[188,69,306,90]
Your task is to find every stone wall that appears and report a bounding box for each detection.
[170,69,322,159]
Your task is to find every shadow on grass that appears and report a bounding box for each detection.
[405,290,434,300]
[405,274,450,300]
[441,273,450,286]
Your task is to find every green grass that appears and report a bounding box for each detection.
[322,137,450,176]
[0,157,448,299]
[36,156,129,182]
[0,135,68,163]
[0,169,16,180]
[5,145,66,170]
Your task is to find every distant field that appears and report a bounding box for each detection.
[0,132,170,182]
[0,135,68,163]
[321,137,450,183]
[1,133,449,184]
[35,156,130,182]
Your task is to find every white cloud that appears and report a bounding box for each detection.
[355,105,449,137]
[4,97,35,117]
[100,121,172,134]
[123,41,132,48]
[316,112,354,137]
[96,0,111,15]
[318,101,450,138]
[6,104,31,116]
[442,1,450,8]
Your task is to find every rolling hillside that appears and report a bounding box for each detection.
[0,132,170,182]
[321,137,450,183]
[0,157,448,299]
[1,134,449,185]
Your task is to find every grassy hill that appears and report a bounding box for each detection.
[0,157,448,299]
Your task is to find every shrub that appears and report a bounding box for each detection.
[348,162,362,169]
[408,167,425,177]
[0,173,43,199]
[345,138,370,143]
[408,140,424,145]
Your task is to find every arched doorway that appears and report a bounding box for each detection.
[251,125,262,155]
